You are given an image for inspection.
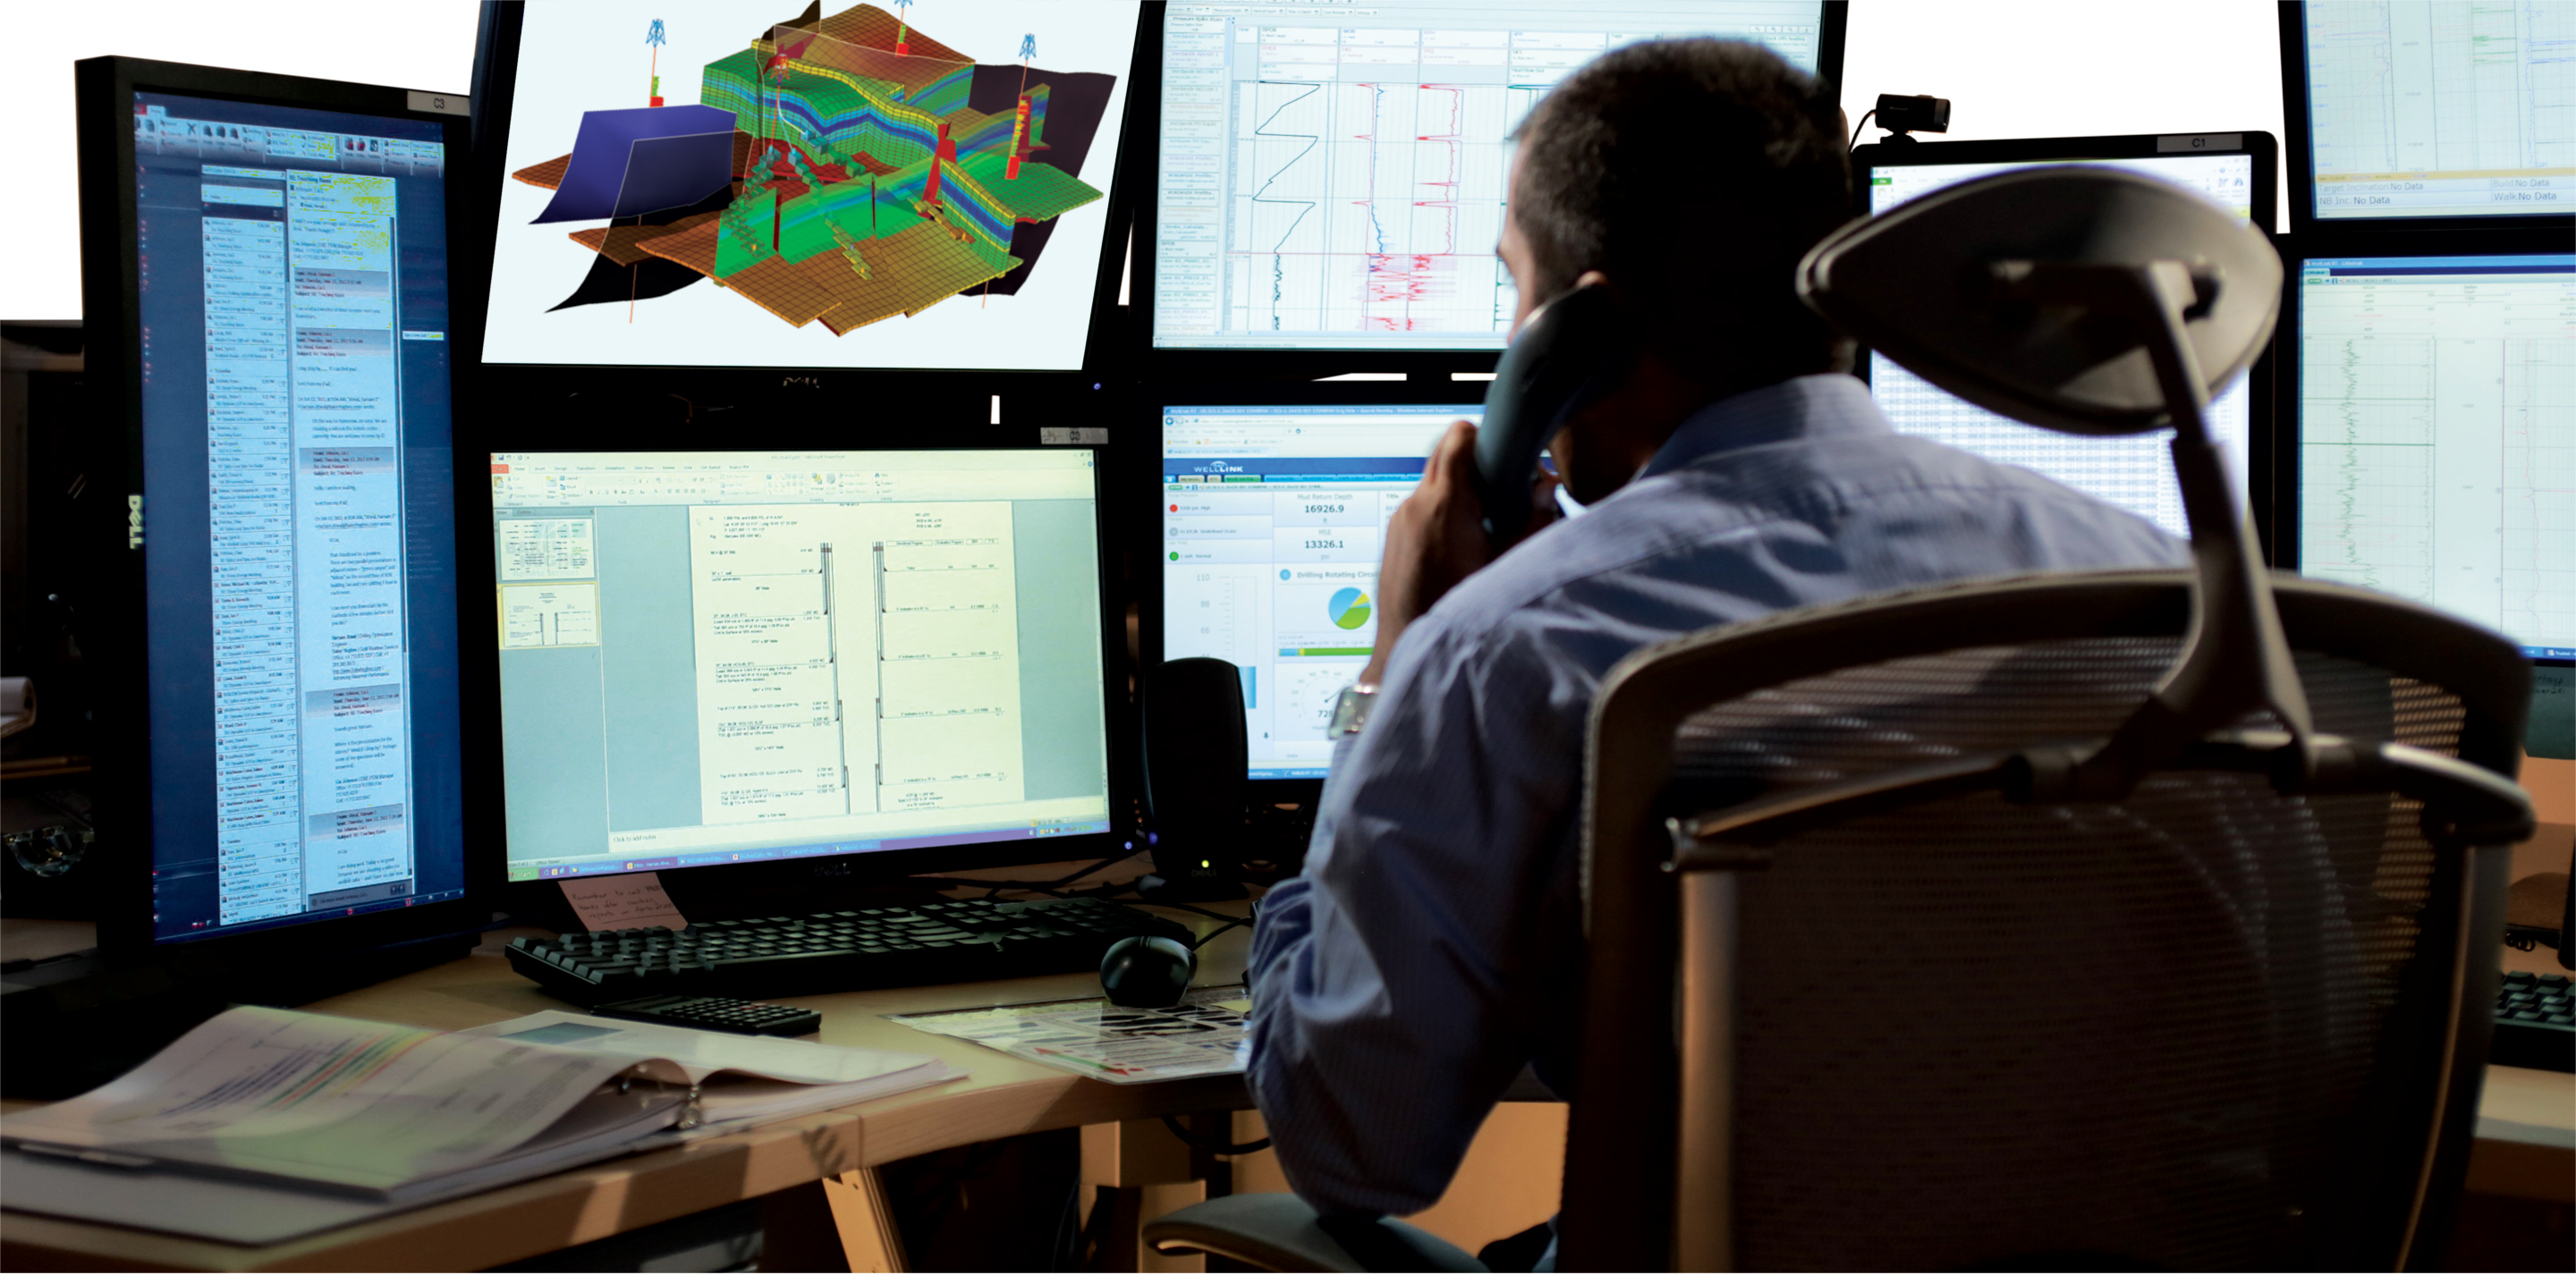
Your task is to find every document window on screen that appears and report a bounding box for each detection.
[2297,255,2576,659]
[131,91,469,942]
[1866,154,2258,537]
[2303,0,2575,221]
[1152,0,1830,352]
[492,451,1113,881]
[1160,405,1475,778]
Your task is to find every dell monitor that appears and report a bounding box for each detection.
[1157,399,1480,783]
[2286,249,2575,663]
[2282,0,2576,232]
[468,1,1146,377]
[1141,0,1847,370]
[484,447,1121,889]
[74,58,478,967]
[1852,132,2277,541]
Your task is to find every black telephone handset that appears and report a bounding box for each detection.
[1473,284,1634,538]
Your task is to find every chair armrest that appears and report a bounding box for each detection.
[1142,1194,1487,1272]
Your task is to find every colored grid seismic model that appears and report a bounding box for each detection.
[513,4,1114,334]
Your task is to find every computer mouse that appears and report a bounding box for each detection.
[1100,935,1196,1007]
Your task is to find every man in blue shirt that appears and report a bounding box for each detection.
[1241,38,2187,1229]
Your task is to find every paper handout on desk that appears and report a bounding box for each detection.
[888,986,1250,1084]
[0,1005,963,1242]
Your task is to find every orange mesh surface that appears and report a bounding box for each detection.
[805,221,1016,332]
[634,217,723,276]
[570,212,723,266]
[513,155,571,190]
[716,255,848,327]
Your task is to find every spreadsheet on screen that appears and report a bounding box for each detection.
[2301,0,2575,222]
[2296,255,2576,660]
[1865,153,2260,538]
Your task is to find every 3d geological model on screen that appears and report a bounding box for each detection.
[513,4,1115,334]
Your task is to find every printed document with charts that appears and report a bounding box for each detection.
[0,1007,961,1240]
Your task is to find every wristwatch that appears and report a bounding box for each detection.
[1327,682,1379,738]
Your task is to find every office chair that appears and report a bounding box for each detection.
[1146,170,2535,1271]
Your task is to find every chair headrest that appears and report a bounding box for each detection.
[1799,166,2279,438]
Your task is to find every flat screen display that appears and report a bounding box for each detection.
[1865,152,2259,538]
[1158,404,1477,779]
[489,449,1113,881]
[2295,253,2575,659]
[1150,0,1833,352]
[480,2,1140,371]
[131,90,468,942]
[2301,0,2574,222]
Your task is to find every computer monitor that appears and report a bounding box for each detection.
[1142,0,1847,366]
[469,1,1145,375]
[485,447,1120,885]
[2285,249,2575,662]
[2282,0,2576,232]
[1852,133,2277,540]
[1157,401,1479,781]
[73,58,478,958]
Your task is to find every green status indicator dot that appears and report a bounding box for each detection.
[1169,552,1180,561]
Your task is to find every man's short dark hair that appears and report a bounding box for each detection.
[1512,40,1853,379]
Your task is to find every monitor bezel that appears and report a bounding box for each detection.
[2277,1,2576,238]
[454,0,1156,408]
[75,55,487,960]
[2267,228,2576,665]
[1851,131,2280,230]
[1127,0,1849,382]
[1850,131,2284,557]
[459,432,1140,918]
[1136,379,1496,802]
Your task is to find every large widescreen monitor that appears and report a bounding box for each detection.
[74,58,476,953]
[2290,251,2575,661]
[1854,133,2275,540]
[1147,0,1844,357]
[1157,402,1476,780]
[473,1,1143,374]
[2287,0,2576,229]
[487,448,1117,882]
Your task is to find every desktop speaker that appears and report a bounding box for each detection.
[1141,657,1248,900]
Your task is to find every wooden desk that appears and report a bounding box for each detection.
[0,904,1257,1272]
[6,847,2572,1270]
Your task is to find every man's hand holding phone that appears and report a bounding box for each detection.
[1360,419,1559,688]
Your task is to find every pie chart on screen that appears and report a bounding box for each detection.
[1328,587,1371,630]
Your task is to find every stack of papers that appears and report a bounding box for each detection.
[0,1006,963,1244]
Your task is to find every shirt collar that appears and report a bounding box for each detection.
[1635,373,1890,481]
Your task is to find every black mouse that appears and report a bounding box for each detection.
[1100,935,1196,1007]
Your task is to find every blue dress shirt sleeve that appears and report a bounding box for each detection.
[1243,614,1584,1218]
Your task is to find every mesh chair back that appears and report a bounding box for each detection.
[1564,572,2527,1271]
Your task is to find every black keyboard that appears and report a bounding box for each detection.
[505,896,1195,1007]
[2494,970,2575,1073]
